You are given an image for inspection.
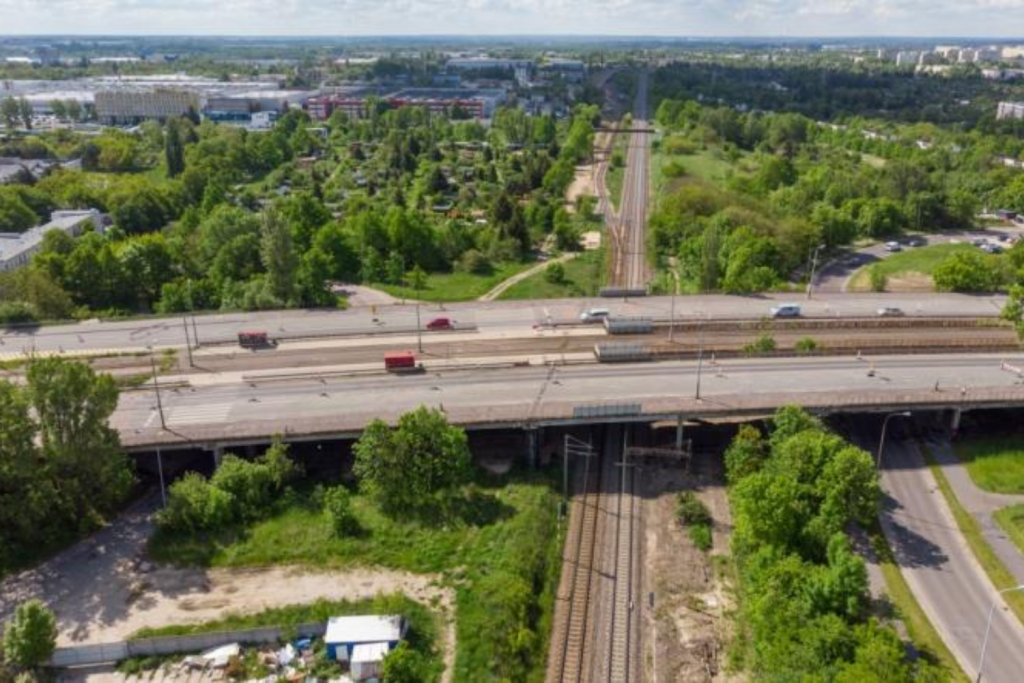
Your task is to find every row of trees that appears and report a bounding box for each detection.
[725,407,935,679]
[0,359,134,574]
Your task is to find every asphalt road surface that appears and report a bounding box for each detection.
[0,293,1006,358]
[878,436,1024,682]
[113,353,1024,448]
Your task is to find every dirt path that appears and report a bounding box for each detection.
[477,252,578,302]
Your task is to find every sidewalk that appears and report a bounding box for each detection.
[926,436,1024,585]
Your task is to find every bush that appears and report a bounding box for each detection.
[869,265,887,293]
[611,150,625,168]
[456,249,493,275]
[157,472,236,534]
[933,251,1001,293]
[323,486,359,537]
[689,523,712,551]
[0,301,38,325]
[663,159,686,178]
[743,334,777,355]
[544,262,566,284]
[676,491,711,526]
[795,337,819,354]
[210,456,275,523]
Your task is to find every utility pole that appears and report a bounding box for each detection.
[191,315,200,348]
[155,446,166,507]
[806,244,825,300]
[695,316,706,400]
[150,352,167,430]
[669,265,678,343]
[182,316,194,367]
[416,302,423,353]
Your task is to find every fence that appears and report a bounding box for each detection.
[51,622,326,668]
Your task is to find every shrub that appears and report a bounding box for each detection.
[869,265,887,293]
[157,472,236,533]
[743,334,777,355]
[795,337,819,354]
[544,262,566,284]
[676,491,711,526]
[457,249,492,275]
[611,150,625,168]
[663,159,686,178]
[323,486,359,537]
[689,523,712,551]
[210,456,276,522]
[0,301,38,325]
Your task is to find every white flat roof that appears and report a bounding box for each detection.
[324,615,404,646]
[351,642,391,663]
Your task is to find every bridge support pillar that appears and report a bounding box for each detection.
[676,414,685,450]
[211,446,224,469]
[951,408,962,438]
[527,427,539,468]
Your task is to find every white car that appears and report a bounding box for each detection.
[877,307,905,317]
[580,308,610,323]
[769,304,801,318]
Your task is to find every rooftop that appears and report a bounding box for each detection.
[324,615,405,645]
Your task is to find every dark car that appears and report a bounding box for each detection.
[426,317,454,331]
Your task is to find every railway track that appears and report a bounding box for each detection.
[607,428,639,682]
[548,431,603,683]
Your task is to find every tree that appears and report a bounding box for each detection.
[933,251,1000,293]
[260,206,298,306]
[17,98,33,130]
[544,262,566,285]
[1,98,19,130]
[0,191,39,233]
[164,118,186,178]
[725,424,767,484]
[353,406,472,517]
[2,600,57,669]
[381,642,427,683]
[26,358,134,517]
[157,472,236,533]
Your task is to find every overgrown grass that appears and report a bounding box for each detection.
[869,529,968,681]
[499,249,607,300]
[606,128,630,211]
[149,470,562,683]
[995,505,1024,563]
[920,444,1024,627]
[375,262,534,303]
[848,243,984,291]
[953,437,1024,494]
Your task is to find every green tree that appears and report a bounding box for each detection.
[323,486,359,537]
[933,251,1000,293]
[724,424,767,484]
[381,642,427,683]
[0,191,39,233]
[2,600,57,669]
[157,472,236,533]
[164,118,186,178]
[353,406,472,517]
[1,97,19,130]
[259,206,298,305]
[17,98,33,130]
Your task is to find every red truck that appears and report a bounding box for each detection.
[384,351,418,372]
[238,331,275,349]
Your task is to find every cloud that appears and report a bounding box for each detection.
[0,0,1021,35]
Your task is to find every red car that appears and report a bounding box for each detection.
[426,317,454,331]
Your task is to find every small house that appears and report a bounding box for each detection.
[324,614,407,665]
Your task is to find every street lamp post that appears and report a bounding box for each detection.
[977,584,1024,682]
[695,315,707,400]
[806,244,826,300]
[149,350,167,430]
[669,265,679,343]
[876,411,912,470]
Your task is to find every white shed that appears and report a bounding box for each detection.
[351,641,391,680]
[324,614,406,663]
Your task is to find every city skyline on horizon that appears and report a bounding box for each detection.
[1,0,1024,40]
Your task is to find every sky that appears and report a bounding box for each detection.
[1,0,1023,38]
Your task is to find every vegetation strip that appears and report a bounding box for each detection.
[920,444,1024,627]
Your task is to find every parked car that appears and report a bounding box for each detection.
[769,304,802,318]
[884,241,902,252]
[877,307,905,317]
[982,243,1003,254]
[580,307,610,323]
[906,237,925,247]
[973,237,987,247]
[238,331,275,349]
[426,317,454,331]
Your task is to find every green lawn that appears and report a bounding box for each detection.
[375,262,534,303]
[651,145,754,205]
[954,437,1024,494]
[848,242,982,291]
[499,249,607,300]
[149,470,562,683]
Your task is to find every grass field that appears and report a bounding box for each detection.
[651,144,754,205]
[375,262,534,302]
[149,470,562,682]
[499,248,606,300]
[848,243,980,291]
[954,437,1024,494]
[606,129,630,211]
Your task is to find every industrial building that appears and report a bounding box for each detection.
[307,87,505,121]
[94,88,200,125]
[0,209,102,272]
[997,101,1024,121]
